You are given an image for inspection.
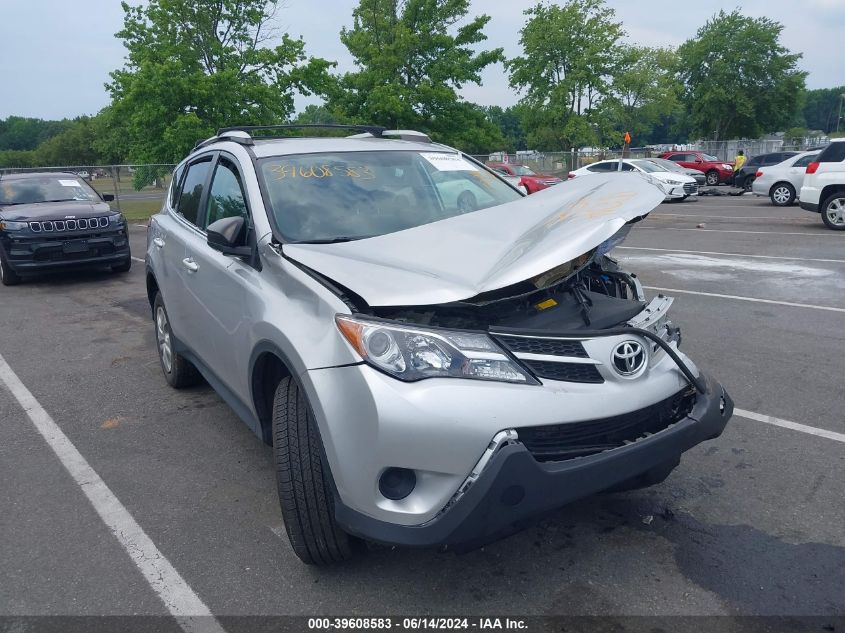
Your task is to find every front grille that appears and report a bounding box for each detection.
[496,335,588,358]
[29,217,109,232]
[520,388,697,462]
[522,360,603,383]
[683,182,698,195]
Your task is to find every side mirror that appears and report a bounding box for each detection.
[695,157,703,163]
[102,194,115,202]
[207,216,252,257]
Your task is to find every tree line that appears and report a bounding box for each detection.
[1,0,841,169]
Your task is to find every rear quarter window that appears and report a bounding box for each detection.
[818,142,845,163]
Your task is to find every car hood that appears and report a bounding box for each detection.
[651,172,695,183]
[0,200,112,221]
[283,173,664,307]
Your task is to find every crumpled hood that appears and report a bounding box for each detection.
[284,173,664,307]
[0,200,112,221]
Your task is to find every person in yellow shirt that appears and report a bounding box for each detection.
[733,150,746,185]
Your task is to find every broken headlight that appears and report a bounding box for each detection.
[336,315,537,384]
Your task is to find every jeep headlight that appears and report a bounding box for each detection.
[108,213,126,226]
[0,220,28,232]
[336,315,537,384]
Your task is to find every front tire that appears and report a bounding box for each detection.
[152,293,202,388]
[272,377,355,565]
[770,183,796,207]
[705,170,720,186]
[0,257,21,286]
[821,193,845,230]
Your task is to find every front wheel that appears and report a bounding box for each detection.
[821,193,845,230]
[705,170,720,186]
[272,377,355,565]
[0,257,21,286]
[770,183,795,207]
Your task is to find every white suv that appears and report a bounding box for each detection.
[799,138,845,230]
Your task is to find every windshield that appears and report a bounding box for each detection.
[259,151,523,242]
[631,160,665,173]
[702,154,720,162]
[0,175,100,205]
[510,165,536,176]
[648,158,683,173]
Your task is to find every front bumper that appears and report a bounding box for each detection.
[0,228,131,273]
[334,373,732,548]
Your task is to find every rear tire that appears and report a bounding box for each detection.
[152,293,202,388]
[821,193,845,230]
[0,257,21,286]
[272,377,355,565]
[705,170,719,186]
[769,183,796,207]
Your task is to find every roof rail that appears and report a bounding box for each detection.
[217,124,388,138]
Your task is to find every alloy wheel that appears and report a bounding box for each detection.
[825,197,845,227]
[155,306,173,373]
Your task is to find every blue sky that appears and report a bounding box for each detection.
[1,0,842,120]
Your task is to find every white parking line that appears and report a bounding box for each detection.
[131,256,145,264]
[735,408,845,444]
[653,213,801,220]
[640,227,832,237]
[0,352,226,633]
[643,286,845,313]
[618,246,845,265]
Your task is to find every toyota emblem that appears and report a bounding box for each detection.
[612,340,646,376]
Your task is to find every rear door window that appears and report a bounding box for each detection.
[794,154,819,168]
[169,164,186,208]
[176,157,213,226]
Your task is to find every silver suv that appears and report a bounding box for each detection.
[145,125,733,565]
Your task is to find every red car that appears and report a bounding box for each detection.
[658,151,734,186]
[487,162,562,194]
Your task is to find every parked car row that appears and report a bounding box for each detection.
[568,158,699,201]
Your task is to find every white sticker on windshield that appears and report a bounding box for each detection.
[420,153,477,172]
[59,179,81,187]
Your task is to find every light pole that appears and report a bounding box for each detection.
[838,94,845,133]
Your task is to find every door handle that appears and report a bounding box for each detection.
[153,237,165,249]
[182,258,199,273]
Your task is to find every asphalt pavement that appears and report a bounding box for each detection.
[1,194,843,630]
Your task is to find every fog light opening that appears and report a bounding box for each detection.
[378,467,416,501]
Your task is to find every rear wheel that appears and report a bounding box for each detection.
[153,293,202,388]
[821,193,845,230]
[770,183,796,207]
[0,257,21,286]
[742,177,754,192]
[705,170,720,186]
[272,376,355,565]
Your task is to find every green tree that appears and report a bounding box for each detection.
[507,0,625,151]
[106,0,334,164]
[604,46,680,144]
[35,117,100,166]
[0,116,74,151]
[483,105,527,152]
[677,10,806,140]
[330,0,504,150]
[801,87,845,133]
